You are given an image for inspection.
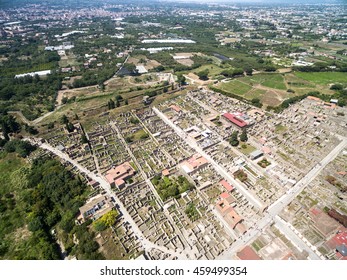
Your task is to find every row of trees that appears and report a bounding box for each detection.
[229,130,248,147]
[267,89,347,112]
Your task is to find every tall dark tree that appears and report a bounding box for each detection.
[229,131,239,146]
[108,99,115,110]
[240,129,248,142]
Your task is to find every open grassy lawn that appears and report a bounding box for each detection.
[218,79,253,95]
[244,88,266,99]
[240,73,287,90]
[194,64,225,77]
[239,143,256,155]
[295,72,347,85]
[131,129,149,141]
[285,73,316,88]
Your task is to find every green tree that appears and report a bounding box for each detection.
[229,131,239,146]
[0,115,21,139]
[240,129,248,142]
[81,135,88,144]
[330,84,343,91]
[61,114,69,125]
[244,67,253,76]
[197,69,209,80]
[108,99,115,110]
[66,122,75,132]
[251,98,262,108]
[93,220,107,232]
[177,74,186,86]
[98,83,105,91]
[100,210,119,227]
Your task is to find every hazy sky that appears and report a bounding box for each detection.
[170,0,347,3]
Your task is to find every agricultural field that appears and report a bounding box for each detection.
[294,72,347,85]
[244,88,267,100]
[214,71,344,107]
[240,73,287,90]
[218,79,253,95]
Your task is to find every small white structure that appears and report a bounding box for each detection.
[15,70,52,78]
[136,65,148,74]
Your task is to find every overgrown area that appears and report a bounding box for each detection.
[151,175,195,201]
[0,143,104,259]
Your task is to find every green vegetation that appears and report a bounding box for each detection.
[93,210,120,232]
[218,80,252,95]
[3,140,36,158]
[229,131,239,146]
[239,129,248,142]
[185,203,200,222]
[295,72,347,85]
[129,116,140,124]
[0,74,62,120]
[257,158,271,168]
[233,169,248,182]
[196,69,209,80]
[240,73,286,90]
[0,114,21,140]
[126,129,149,142]
[239,143,256,155]
[193,64,224,78]
[0,146,103,259]
[275,124,287,133]
[151,175,194,201]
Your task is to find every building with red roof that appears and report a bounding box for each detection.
[180,153,208,174]
[236,246,262,260]
[220,192,236,204]
[216,199,242,229]
[170,105,182,113]
[220,179,234,192]
[325,227,347,260]
[105,162,136,189]
[222,113,247,128]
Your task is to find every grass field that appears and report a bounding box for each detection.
[239,143,256,155]
[284,73,315,88]
[218,80,252,95]
[130,129,148,141]
[244,88,266,99]
[193,64,225,78]
[240,74,287,90]
[213,70,342,107]
[295,72,347,85]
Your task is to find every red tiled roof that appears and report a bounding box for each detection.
[222,113,247,128]
[170,105,181,112]
[220,179,234,192]
[310,208,321,216]
[220,192,230,199]
[307,96,321,102]
[325,227,347,250]
[105,162,135,186]
[237,246,261,260]
[162,169,170,176]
